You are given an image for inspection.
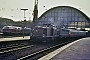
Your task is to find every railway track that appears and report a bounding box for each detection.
[0,40,33,54]
[18,40,73,60]
[0,43,35,60]
[0,45,34,54]
[0,38,79,60]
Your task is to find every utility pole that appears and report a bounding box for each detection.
[21,8,28,38]
[33,0,38,23]
[30,0,38,39]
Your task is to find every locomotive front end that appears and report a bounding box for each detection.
[30,24,59,42]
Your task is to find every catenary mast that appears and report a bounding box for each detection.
[33,0,38,22]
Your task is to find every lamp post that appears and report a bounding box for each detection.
[21,8,28,38]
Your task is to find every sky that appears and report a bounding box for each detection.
[0,0,90,21]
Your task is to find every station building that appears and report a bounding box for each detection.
[34,6,90,31]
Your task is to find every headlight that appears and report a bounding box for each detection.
[43,34,45,37]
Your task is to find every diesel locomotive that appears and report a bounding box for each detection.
[30,24,59,41]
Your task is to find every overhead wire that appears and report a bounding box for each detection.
[48,0,56,5]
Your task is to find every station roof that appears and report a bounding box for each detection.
[38,6,90,22]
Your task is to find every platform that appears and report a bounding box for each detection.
[0,36,30,42]
[38,37,90,60]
